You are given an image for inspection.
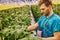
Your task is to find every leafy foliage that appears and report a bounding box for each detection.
[31,5,42,21]
[0,4,60,40]
[0,5,33,40]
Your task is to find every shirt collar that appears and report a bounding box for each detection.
[44,12,54,19]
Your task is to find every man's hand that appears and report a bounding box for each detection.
[27,23,38,31]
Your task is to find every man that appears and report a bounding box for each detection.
[27,0,60,40]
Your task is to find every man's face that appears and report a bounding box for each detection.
[40,4,50,15]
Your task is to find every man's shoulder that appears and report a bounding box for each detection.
[53,14,60,22]
[40,15,46,19]
[37,16,45,23]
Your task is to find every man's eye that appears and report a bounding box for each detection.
[41,9,44,10]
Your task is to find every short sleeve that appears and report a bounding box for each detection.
[53,20,60,33]
[37,17,41,25]
[37,16,44,25]
[37,16,44,31]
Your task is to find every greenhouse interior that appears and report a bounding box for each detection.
[0,0,60,40]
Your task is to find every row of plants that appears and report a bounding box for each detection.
[0,5,41,40]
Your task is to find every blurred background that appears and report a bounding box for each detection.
[0,0,60,10]
[0,0,60,40]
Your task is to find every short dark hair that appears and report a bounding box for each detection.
[38,0,52,7]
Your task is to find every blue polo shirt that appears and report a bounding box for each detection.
[37,13,60,38]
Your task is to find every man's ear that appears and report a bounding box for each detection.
[48,5,52,9]
[47,5,52,11]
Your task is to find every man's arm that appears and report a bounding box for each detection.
[27,23,38,31]
[41,32,60,40]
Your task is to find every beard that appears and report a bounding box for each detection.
[45,10,50,16]
[40,9,50,16]
[43,9,50,17]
